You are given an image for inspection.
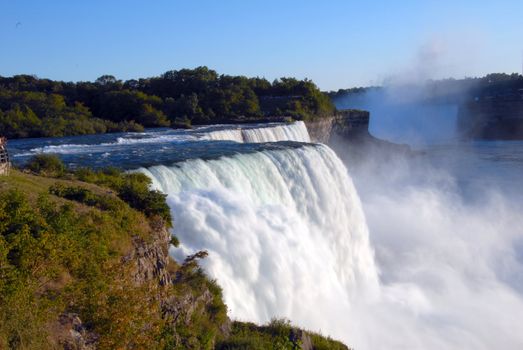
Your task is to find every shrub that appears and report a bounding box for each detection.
[74,168,172,226]
[49,184,123,212]
[25,154,65,177]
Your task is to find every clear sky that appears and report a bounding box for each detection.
[1,0,522,90]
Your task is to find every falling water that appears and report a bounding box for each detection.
[205,121,311,143]
[139,144,379,340]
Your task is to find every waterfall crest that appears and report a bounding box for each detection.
[205,121,311,143]
[140,144,379,338]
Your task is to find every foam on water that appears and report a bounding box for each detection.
[16,121,310,156]
[140,144,380,342]
[140,139,523,350]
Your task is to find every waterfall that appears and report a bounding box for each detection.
[204,128,244,142]
[136,134,523,350]
[140,144,379,341]
[241,121,311,143]
[205,121,311,143]
[15,121,311,159]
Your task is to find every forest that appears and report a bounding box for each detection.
[0,67,335,139]
[328,73,523,103]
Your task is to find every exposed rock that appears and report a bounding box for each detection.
[305,109,410,162]
[56,313,98,350]
[305,116,335,143]
[304,109,371,143]
[124,219,229,347]
[122,218,172,286]
[161,289,213,325]
[458,97,523,140]
[290,328,313,350]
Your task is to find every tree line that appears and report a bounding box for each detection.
[0,66,335,139]
[328,73,523,104]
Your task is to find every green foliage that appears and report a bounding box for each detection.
[308,332,350,350]
[0,170,350,350]
[216,319,349,350]
[0,172,222,349]
[0,186,163,348]
[216,319,299,350]
[74,168,172,226]
[49,183,123,211]
[0,67,336,138]
[25,154,65,177]
[170,235,180,247]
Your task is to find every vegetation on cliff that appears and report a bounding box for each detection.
[0,68,335,139]
[328,72,523,104]
[329,72,523,140]
[0,156,348,349]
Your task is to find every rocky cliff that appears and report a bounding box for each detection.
[458,97,523,140]
[305,109,411,165]
[304,109,370,143]
[0,168,351,349]
[55,218,230,350]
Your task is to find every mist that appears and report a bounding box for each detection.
[341,138,523,349]
[333,35,484,146]
[334,86,462,145]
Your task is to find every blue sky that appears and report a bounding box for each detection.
[1,0,522,90]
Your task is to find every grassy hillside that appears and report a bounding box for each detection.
[0,158,349,349]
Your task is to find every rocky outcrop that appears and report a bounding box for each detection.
[56,218,229,349]
[305,109,411,164]
[290,328,313,350]
[304,109,370,143]
[458,97,523,140]
[305,117,335,143]
[56,313,98,350]
[123,218,172,286]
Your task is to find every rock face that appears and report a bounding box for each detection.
[290,328,313,350]
[56,313,98,350]
[0,137,10,176]
[57,218,229,349]
[123,218,172,287]
[458,97,523,140]
[304,109,370,143]
[305,109,411,165]
[305,116,335,143]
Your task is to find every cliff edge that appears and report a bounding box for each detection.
[305,109,410,161]
[0,164,349,349]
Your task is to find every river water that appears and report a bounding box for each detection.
[6,123,523,350]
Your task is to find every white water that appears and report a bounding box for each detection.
[204,121,311,143]
[241,121,311,143]
[140,145,379,337]
[135,115,523,350]
[18,121,310,156]
[204,128,244,142]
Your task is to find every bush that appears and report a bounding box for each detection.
[74,168,172,226]
[25,154,65,176]
[49,184,123,212]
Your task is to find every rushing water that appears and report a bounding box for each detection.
[6,122,523,349]
[7,121,310,169]
[140,144,380,324]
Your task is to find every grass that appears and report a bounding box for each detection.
[0,164,351,350]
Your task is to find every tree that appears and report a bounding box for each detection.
[95,75,118,86]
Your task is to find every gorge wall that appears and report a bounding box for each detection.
[305,109,411,165]
[458,97,523,140]
[304,109,370,143]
